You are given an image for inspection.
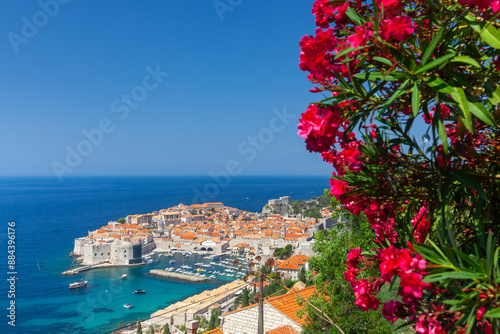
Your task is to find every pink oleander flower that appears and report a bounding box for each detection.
[330,177,348,197]
[379,246,430,298]
[299,28,337,83]
[352,279,381,311]
[411,206,430,243]
[344,267,358,284]
[298,103,341,153]
[415,314,445,334]
[312,0,349,28]
[476,305,486,320]
[347,22,374,48]
[380,16,414,42]
[399,271,429,298]
[382,300,406,323]
[378,0,402,18]
[347,247,362,268]
[493,0,500,12]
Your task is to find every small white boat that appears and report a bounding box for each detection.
[69,280,87,289]
[169,260,175,264]
[121,274,127,279]
[123,303,133,309]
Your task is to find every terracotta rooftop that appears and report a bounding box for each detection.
[266,286,317,326]
[204,328,225,334]
[266,325,300,334]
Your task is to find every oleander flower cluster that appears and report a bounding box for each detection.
[299,0,500,332]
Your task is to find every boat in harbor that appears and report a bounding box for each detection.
[133,290,146,294]
[123,303,133,309]
[69,279,87,289]
[121,274,127,279]
[169,260,175,264]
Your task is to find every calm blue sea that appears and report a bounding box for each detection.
[0,176,329,334]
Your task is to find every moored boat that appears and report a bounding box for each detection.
[121,274,127,279]
[123,303,133,309]
[133,290,146,294]
[69,279,87,289]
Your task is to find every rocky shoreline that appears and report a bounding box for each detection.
[149,269,211,282]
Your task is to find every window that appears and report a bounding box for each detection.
[124,255,126,258]
[94,253,97,256]
[101,253,103,256]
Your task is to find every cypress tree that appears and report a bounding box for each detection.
[241,287,249,307]
[136,319,142,334]
[298,266,307,283]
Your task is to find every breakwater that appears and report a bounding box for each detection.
[149,269,211,282]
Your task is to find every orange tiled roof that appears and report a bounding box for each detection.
[204,327,224,334]
[266,325,300,334]
[276,262,301,270]
[266,286,317,326]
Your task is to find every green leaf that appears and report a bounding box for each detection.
[423,78,473,132]
[450,56,482,68]
[423,271,484,283]
[415,53,456,74]
[452,249,483,272]
[412,82,420,117]
[450,170,489,202]
[450,86,473,133]
[380,79,410,112]
[479,21,500,49]
[353,71,405,81]
[484,79,500,105]
[421,26,445,66]
[373,56,393,66]
[465,14,500,49]
[334,47,355,60]
[437,116,449,153]
[486,233,494,276]
[413,244,450,266]
[485,308,500,318]
[424,77,454,94]
[345,7,365,26]
[466,94,497,126]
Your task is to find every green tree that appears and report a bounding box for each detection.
[136,319,142,334]
[163,324,170,334]
[207,308,221,331]
[149,325,154,334]
[304,207,321,219]
[302,208,393,334]
[233,294,242,309]
[273,244,294,260]
[241,287,249,307]
[298,266,307,283]
[117,217,126,224]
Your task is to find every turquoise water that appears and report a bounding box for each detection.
[0,176,329,333]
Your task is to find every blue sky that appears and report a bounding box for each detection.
[0,1,333,178]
